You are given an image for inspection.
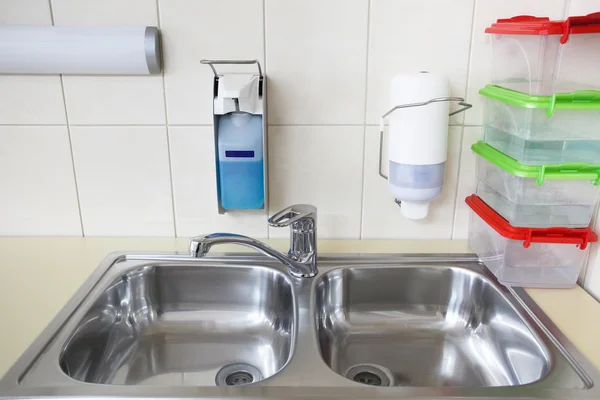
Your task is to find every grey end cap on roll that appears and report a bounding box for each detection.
[144,26,162,74]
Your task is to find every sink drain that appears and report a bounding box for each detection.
[225,371,253,386]
[353,371,382,386]
[215,363,262,386]
[345,364,392,387]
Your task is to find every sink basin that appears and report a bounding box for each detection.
[60,265,294,385]
[315,267,551,387]
[2,253,598,399]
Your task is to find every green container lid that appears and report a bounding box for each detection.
[471,141,600,186]
[479,85,600,117]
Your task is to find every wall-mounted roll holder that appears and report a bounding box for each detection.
[378,96,472,180]
[0,26,162,74]
[201,59,268,215]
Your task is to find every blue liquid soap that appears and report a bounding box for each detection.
[217,113,264,210]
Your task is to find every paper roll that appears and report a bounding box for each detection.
[388,72,450,166]
[0,26,161,75]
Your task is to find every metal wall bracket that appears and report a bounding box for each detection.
[378,97,472,180]
[200,59,263,78]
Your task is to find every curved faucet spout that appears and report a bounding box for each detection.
[189,233,317,278]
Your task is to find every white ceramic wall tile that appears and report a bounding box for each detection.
[452,126,483,240]
[567,0,600,15]
[0,0,51,24]
[0,76,67,125]
[168,126,268,238]
[584,236,600,300]
[558,0,600,87]
[50,0,158,25]
[51,0,165,125]
[70,126,174,236]
[583,184,600,297]
[265,0,368,125]
[159,0,264,125]
[465,0,566,125]
[0,127,81,235]
[361,126,462,239]
[268,126,364,239]
[60,76,165,125]
[0,0,66,125]
[366,0,474,126]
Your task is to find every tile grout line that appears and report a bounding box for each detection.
[0,124,67,127]
[0,123,484,128]
[263,0,270,239]
[0,124,214,127]
[583,148,600,286]
[165,129,178,237]
[48,0,86,237]
[560,0,588,284]
[156,0,177,237]
[462,0,478,104]
[450,127,466,240]
[262,0,267,77]
[268,123,374,127]
[359,0,371,239]
[563,0,572,19]
[450,0,478,239]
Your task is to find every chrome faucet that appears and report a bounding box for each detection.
[189,204,317,278]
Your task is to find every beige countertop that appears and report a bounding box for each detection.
[1,237,599,378]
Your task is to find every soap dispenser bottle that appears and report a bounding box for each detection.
[217,112,264,210]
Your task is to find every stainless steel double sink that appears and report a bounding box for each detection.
[1,252,599,399]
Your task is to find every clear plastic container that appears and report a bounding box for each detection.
[480,85,600,165]
[486,14,600,95]
[473,141,600,228]
[466,195,597,288]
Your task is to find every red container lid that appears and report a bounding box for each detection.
[465,195,597,249]
[485,12,600,43]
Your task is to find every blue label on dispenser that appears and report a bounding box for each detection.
[225,150,255,158]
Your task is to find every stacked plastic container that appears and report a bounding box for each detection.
[467,13,600,288]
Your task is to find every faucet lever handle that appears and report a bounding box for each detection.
[268,204,317,228]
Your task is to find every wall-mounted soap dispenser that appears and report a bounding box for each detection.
[378,72,472,220]
[201,59,267,214]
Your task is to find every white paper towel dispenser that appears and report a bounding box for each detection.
[378,72,472,219]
